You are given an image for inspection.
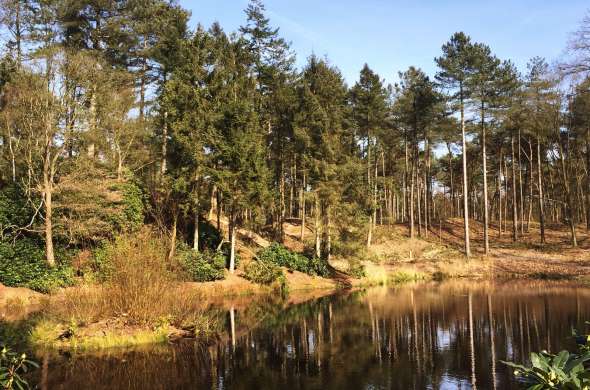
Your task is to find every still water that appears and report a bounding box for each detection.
[31,280,590,389]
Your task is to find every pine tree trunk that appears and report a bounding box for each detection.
[321,202,331,262]
[417,171,422,237]
[409,158,415,239]
[537,138,546,243]
[315,192,321,258]
[527,139,533,232]
[518,130,524,236]
[558,133,577,247]
[498,155,503,236]
[229,211,237,273]
[447,143,455,218]
[161,110,168,176]
[460,88,471,257]
[481,103,490,255]
[300,172,306,241]
[511,134,518,242]
[279,159,285,242]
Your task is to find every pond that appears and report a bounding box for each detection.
[20,280,590,389]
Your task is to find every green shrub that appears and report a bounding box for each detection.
[503,350,590,389]
[244,259,283,285]
[111,180,145,233]
[1,346,38,390]
[258,243,329,277]
[0,238,74,293]
[180,249,226,282]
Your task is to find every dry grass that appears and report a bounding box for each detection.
[32,229,223,350]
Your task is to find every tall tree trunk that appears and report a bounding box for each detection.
[315,192,321,258]
[558,133,577,247]
[481,102,490,255]
[321,202,331,262]
[43,120,55,267]
[447,143,455,218]
[229,210,237,273]
[160,110,168,176]
[460,88,471,257]
[367,132,373,247]
[300,171,306,241]
[518,130,524,236]
[511,134,518,242]
[409,158,416,239]
[43,174,55,268]
[499,149,503,236]
[279,158,285,242]
[537,138,546,244]
[527,139,533,232]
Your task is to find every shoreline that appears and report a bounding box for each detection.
[4,257,590,353]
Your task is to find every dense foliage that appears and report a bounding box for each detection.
[243,259,286,288]
[179,249,226,282]
[258,243,329,277]
[0,239,74,293]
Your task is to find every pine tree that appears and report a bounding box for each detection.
[240,0,296,242]
[436,32,476,257]
[350,64,389,247]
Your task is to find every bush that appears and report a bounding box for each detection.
[258,243,329,277]
[244,259,283,285]
[0,238,74,293]
[87,230,174,324]
[179,249,226,282]
[243,260,288,295]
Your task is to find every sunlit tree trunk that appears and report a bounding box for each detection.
[537,137,545,244]
[229,210,237,273]
[300,171,306,241]
[460,85,471,257]
[481,102,490,254]
[511,134,518,241]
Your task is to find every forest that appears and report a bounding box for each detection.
[2,0,590,388]
[1,0,590,272]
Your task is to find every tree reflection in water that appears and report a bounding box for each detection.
[37,280,590,390]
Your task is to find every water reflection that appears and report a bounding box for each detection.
[32,280,590,389]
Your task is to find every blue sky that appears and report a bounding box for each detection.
[180,0,588,85]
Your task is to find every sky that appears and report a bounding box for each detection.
[179,0,589,85]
